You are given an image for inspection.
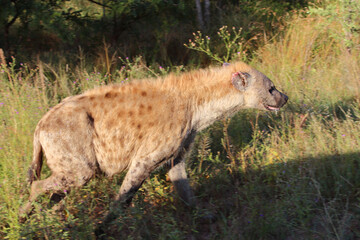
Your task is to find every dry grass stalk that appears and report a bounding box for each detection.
[0,48,6,65]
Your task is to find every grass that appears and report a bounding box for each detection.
[1,0,360,239]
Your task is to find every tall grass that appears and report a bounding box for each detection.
[257,14,360,105]
[1,0,360,239]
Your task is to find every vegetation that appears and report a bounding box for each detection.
[1,0,360,239]
[1,0,309,66]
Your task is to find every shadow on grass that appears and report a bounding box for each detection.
[190,151,360,240]
[17,151,360,240]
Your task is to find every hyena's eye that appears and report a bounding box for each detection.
[269,86,275,94]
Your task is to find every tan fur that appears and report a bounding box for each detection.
[20,62,288,226]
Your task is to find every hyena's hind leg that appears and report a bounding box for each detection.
[20,151,96,218]
[19,173,82,217]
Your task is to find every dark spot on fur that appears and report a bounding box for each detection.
[128,111,134,117]
[75,107,85,112]
[117,111,123,118]
[90,96,95,101]
[139,104,144,109]
[142,163,149,170]
[107,119,115,129]
[56,118,64,126]
[139,134,143,139]
[147,105,152,112]
[105,92,113,98]
[141,91,147,97]
[119,137,125,148]
[87,161,94,169]
[78,96,86,100]
[63,142,71,152]
[137,124,141,130]
[69,123,76,132]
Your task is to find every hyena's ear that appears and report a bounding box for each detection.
[231,72,251,91]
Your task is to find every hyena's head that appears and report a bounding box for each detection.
[230,64,288,111]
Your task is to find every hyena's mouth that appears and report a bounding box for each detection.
[264,104,280,111]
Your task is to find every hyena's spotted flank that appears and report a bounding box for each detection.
[20,62,288,227]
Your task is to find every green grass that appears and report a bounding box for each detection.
[1,0,360,239]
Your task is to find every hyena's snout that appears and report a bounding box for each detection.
[264,89,288,111]
[279,92,288,107]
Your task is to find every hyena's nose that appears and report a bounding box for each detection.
[284,94,288,103]
[278,92,288,107]
[282,93,288,105]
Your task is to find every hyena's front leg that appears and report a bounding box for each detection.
[168,131,197,207]
[168,156,217,224]
[168,157,195,207]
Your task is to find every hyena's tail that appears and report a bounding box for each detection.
[27,132,43,185]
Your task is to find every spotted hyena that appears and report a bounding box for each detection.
[20,62,288,226]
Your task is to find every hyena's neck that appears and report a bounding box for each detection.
[163,68,245,131]
[191,90,245,131]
